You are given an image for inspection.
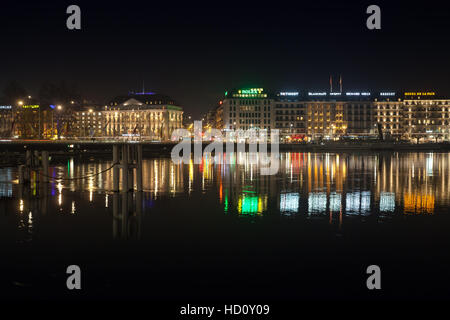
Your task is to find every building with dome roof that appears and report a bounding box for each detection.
[103,92,183,140]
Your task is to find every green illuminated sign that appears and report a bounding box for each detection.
[232,88,267,98]
[240,88,263,94]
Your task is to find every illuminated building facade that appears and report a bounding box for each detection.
[305,101,342,140]
[374,93,403,138]
[0,105,13,138]
[217,88,450,141]
[74,106,105,138]
[13,102,55,139]
[274,92,307,140]
[220,88,274,131]
[103,93,183,140]
[296,92,375,139]
[219,89,376,140]
[402,93,450,142]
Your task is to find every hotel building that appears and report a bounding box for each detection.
[217,88,450,142]
[221,88,274,132]
[274,92,307,138]
[374,93,403,138]
[402,93,450,141]
[219,88,377,141]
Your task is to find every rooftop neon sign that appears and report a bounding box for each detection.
[22,105,39,109]
[345,92,371,96]
[233,88,267,98]
[279,92,299,96]
[404,92,435,96]
[239,88,263,94]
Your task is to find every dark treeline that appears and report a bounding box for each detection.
[1,81,83,106]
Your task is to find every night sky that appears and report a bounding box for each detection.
[1,0,449,118]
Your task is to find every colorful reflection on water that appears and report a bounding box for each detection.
[1,152,450,238]
[2,151,450,301]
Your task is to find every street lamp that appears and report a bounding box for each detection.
[54,105,63,139]
[18,100,23,106]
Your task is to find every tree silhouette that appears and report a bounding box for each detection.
[2,81,28,105]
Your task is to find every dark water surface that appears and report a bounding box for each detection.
[1,152,450,301]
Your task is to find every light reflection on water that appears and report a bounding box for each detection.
[2,152,450,301]
[1,152,450,240]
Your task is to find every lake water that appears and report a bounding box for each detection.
[1,152,450,301]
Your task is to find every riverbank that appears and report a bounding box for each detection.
[1,140,449,166]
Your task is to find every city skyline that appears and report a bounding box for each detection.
[2,1,450,306]
[1,1,449,119]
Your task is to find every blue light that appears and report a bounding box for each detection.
[50,104,55,109]
[131,92,155,95]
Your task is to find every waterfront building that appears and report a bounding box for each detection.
[103,92,183,140]
[9,98,82,139]
[402,92,450,142]
[374,92,403,139]
[74,105,105,138]
[0,104,14,138]
[216,88,450,142]
[292,91,374,140]
[274,92,307,141]
[13,99,53,139]
[218,88,376,141]
[342,99,374,137]
[220,88,274,132]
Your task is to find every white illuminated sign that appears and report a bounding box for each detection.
[380,92,395,96]
[0,105,12,109]
[308,92,327,96]
[330,92,341,96]
[280,92,299,96]
[346,92,371,96]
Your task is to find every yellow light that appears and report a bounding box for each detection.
[18,100,23,106]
